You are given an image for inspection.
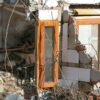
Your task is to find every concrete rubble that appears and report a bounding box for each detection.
[0,71,24,100]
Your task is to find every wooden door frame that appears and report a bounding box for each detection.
[36,20,59,90]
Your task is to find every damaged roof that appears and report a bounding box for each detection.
[69,4,100,16]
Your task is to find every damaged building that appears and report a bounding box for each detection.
[0,0,100,100]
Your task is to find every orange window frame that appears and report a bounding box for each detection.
[36,20,59,89]
[75,17,100,70]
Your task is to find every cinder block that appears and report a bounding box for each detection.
[62,23,68,50]
[78,68,90,82]
[68,23,76,38]
[67,50,79,63]
[91,70,100,82]
[58,79,78,88]
[62,10,69,23]
[62,67,79,80]
[68,23,76,49]
[62,50,67,62]
[62,50,79,63]
[62,67,91,82]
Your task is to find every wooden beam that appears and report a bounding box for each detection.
[4,3,25,8]
[70,4,100,9]
[0,45,33,53]
[4,7,26,16]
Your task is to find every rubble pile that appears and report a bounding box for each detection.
[0,71,24,100]
[42,86,88,100]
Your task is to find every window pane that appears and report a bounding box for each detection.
[44,27,54,82]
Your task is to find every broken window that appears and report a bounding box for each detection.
[75,17,100,70]
[79,25,98,55]
[79,24,98,69]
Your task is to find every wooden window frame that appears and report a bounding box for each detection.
[36,20,59,90]
[75,17,100,70]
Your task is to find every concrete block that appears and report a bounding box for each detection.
[62,67,91,82]
[62,67,79,80]
[68,23,76,49]
[78,68,90,82]
[62,67,100,83]
[62,50,67,62]
[67,50,79,63]
[91,70,100,82]
[62,23,68,50]
[58,79,78,88]
[68,38,75,49]
[68,23,76,38]
[62,50,79,63]
[62,23,68,62]
[62,10,69,23]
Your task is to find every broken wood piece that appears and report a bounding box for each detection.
[0,45,34,53]
[4,7,26,16]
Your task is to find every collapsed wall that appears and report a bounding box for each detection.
[60,9,100,94]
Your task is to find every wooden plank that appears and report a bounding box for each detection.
[36,20,41,92]
[40,21,45,88]
[3,3,24,8]
[4,7,26,16]
[54,19,59,82]
[76,18,100,25]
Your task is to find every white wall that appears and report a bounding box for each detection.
[36,0,100,7]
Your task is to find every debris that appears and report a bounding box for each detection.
[78,81,92,94]
[0,85,5,93]
[0,93,6,100]
[75,43,86,52]
[38,85,88,100]
[0,77,4,84]
[24,84,35,100]
[5,94,24,100]
[0,71,24,99]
